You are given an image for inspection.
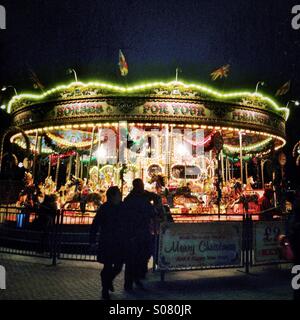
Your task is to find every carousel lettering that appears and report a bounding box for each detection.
[143,103,205,117]
[56,103,105,117]
[232,111,271,126]
[143,103,170,115]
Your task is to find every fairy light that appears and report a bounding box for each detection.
[223,137,273,153]
[46,132,98,148]
[9,123,286,154]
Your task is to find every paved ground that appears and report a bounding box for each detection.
[0,253,294,300]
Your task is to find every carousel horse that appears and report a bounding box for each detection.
[149,174,166,193]
[173,183,201,207]
[246,176,254,191]
[44,176,56,195]
[63,176,102,212]
[202,177,216,207]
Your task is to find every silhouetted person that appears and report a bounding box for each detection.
[34,193,58,252]
[89,186,125,300]
[123,178,155,291]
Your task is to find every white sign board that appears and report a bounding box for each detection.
[158,222,242,270]
[254,221,286,264]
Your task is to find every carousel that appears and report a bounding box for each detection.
[2,79,288,222]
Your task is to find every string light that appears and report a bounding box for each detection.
[223,137,272,153]
[10,123,286,154]
[46,132,98,148]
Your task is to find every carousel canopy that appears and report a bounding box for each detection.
[7,80,288,156]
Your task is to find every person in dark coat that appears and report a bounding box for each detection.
[34,193,58,252]
[123,178,155,291]
[89,186,125,300]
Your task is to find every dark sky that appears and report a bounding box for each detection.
[1,0,300,181]
[0,0,299,93]
[0,2,300,133]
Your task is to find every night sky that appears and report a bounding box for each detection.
[0,0,300,181]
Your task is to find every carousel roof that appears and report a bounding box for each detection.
[7,80,289,120]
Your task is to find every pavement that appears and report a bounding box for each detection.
[0,253,294,300]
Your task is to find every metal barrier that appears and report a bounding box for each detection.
[154,212,292,280]
[53,207,97,263]
[0,205,294,273]
[0,205,55,259]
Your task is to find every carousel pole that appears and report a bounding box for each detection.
[80,155,83,179]
[87,126,96,182]
[245,161,249,183]
[225,156,229,181]
[32,130,39,183]
[221,150,225,184]
[209,150,213,178]
[67,155,73,181]
[75,152,80,177]
[169,124,173,180]
[224,155,227,182]
[261,159,265,189]
[165,124,170,180]
[37,136,42,179]
[239,131,243,184]
[55,157,61,190]
[48,156,52,177]
[118,121,128,197]
[97,126,101,184]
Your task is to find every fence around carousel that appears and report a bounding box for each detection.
[0,205,293,275]
[0,205,56,259]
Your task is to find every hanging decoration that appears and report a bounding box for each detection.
[49,151,76,166]
[183,130,215,147]
[46,132,98,148]
[43,134,89,156]
[223,137,273,156]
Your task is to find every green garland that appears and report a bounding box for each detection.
[42,134,89,156]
